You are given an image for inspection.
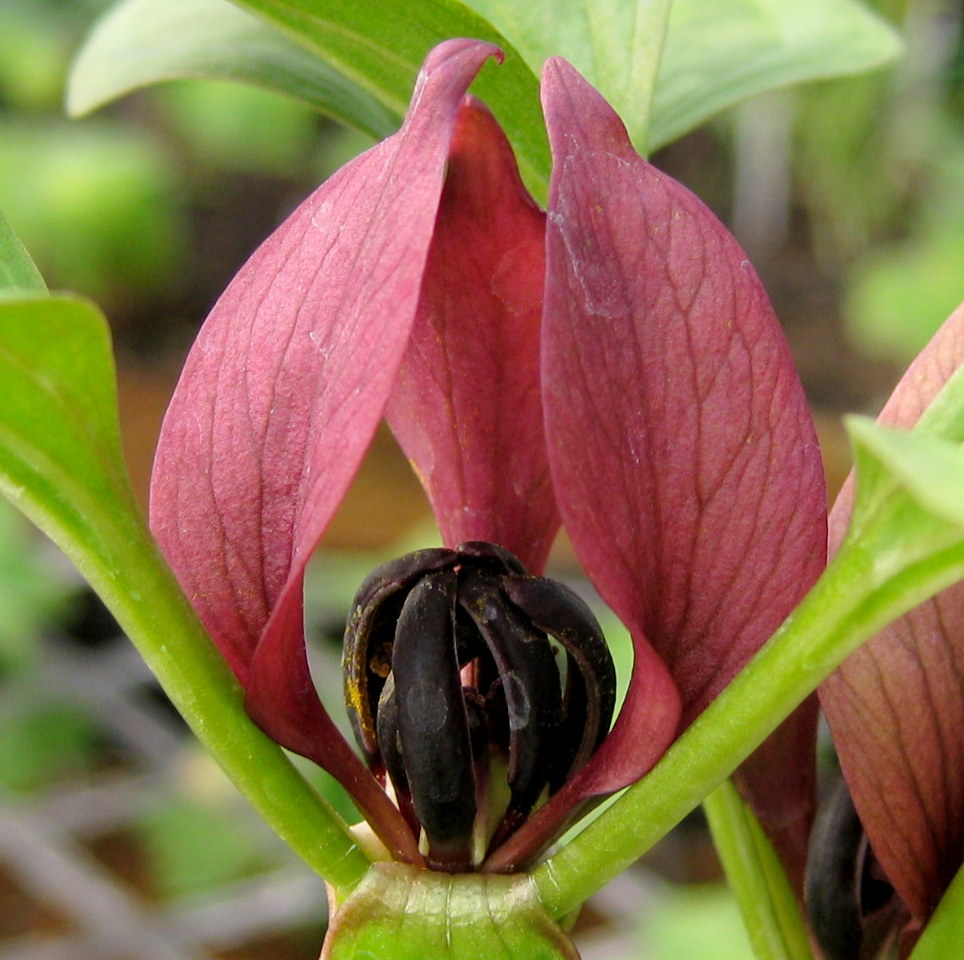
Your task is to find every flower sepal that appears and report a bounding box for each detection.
[322,862,578,960]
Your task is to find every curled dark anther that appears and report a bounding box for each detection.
[343,541,616,871]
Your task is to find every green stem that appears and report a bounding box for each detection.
[0,295,371,898]
[909,860,964,960]
[533,534,964,918]
[56,490,372,898]
[704,780,813,960]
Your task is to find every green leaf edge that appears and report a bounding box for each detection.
[234,0,551,195]
[0,211,46,295]
[66,0,400,141]
[0,294,371,896]
[910,859,964,960]
[648,0,904,150]
[67,0,551,197]
[846,417,964,530]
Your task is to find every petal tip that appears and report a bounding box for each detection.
[418,38,504,90]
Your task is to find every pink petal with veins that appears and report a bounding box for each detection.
[822,301,964,921]
[525,59,827,880]
[386,97,558,574]
[150,40,501,860]
[542,54,825,729]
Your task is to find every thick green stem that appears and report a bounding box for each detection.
[0,294,371,897]
[533,535,964,918]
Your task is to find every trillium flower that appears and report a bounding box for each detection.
[149,38,827,874]
[808,303,964,959]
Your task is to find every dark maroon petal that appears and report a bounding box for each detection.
[541,56,826,725]
[150,39,500,681]
[149,40,501,858]
[385,97,558,574]
[245,568,419,861]
[483,638,682,872]
[821,302,964,921]
[529,59,827,879]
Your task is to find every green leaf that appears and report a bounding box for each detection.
[844,361,964,537]
[0,296,137,554]
[233,0,550,194]
[67,0,398,141]
[650,0,903,150]
[846,418,964,532]
[463,0,672,153]
[704,781,814,960]
[325,863,579,959]
[0,209,45,294]
[0,294,370,897]
[68,0,898,197]
[464,0,902,151]
[68,0,550,196]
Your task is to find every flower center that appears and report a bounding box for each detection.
[343,541,616,872]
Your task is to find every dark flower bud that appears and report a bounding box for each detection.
[343,541,616,871]
[806,779,908,960]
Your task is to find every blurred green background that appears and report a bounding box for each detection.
[0,0,962,957]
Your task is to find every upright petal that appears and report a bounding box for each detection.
[821,302,964,922]
[386,97,558,574]
[150,40,501,857]
[541,58,826,727]
[489,60,824,872]
[150,39,500,681]
[523,62,829,875]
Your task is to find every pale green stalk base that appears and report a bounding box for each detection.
[704,780,813,960]
[324,862,578,959]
